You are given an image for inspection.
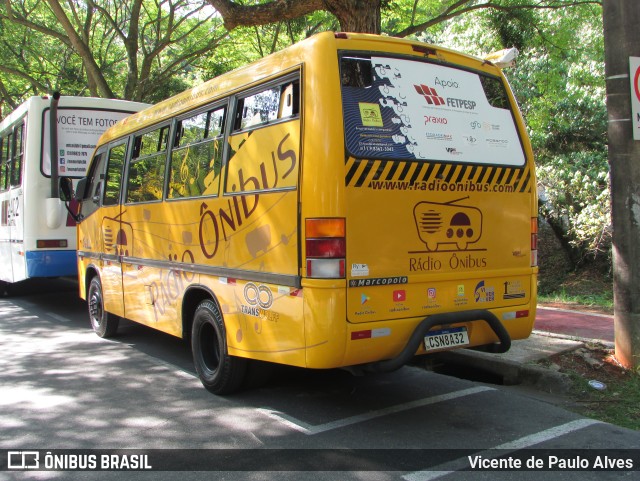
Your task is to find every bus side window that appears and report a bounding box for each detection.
[80,151,107,219]
[169,106,226,200]
[173,122,184,147]
[11,124,23,187]
[127,125,168,204]
[278,82,299,119]
[158,126,169,152]
[236,86,281,131]
[226,77,300,195]
[0,136,5,190]
[479,75,510,110]
[4,132,13,189]
[132,137,142,159]
[103,143,127,206]
[233,100,245,131]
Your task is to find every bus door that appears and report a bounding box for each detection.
[120,123,171,332]
[7,123,25,282]
[0,133,15,283]
[97,140,129,318]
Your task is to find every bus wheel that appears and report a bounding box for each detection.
[192,300,246,394]
[88,276,119,338]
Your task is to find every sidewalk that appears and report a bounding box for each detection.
[534,306,614,343]
[437,305,615,392]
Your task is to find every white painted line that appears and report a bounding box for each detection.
[403,418,602,480]
[258,386,495,435]
[537,305,612,319]
[47,313,71,323]
[493,418,602,450]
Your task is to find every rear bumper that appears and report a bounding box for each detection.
[359,309,511,373]
[26,250,77,278]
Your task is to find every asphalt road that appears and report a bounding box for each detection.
[0,278,638,480]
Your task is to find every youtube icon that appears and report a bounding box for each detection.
[393,290,406,302]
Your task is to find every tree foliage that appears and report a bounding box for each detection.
[0,0,610,270]
[0,0,228,108]
[434,2,608,266]
[204,0,602,37]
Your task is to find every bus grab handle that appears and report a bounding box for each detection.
[362,309,511,374]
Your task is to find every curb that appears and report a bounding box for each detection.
[431,346,575,394]
[532,329,615,348]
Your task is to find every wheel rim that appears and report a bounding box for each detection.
[199,322,220,375]
[89,286,103,327]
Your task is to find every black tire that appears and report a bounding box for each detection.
[192,299,246,394]
[87,276,119,338]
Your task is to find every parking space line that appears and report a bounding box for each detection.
[258,386,495,435]
[402,418,603,480]
[493,418,602,449]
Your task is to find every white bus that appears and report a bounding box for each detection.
[0,94,148,291]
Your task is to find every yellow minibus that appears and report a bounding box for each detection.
[63,32,538,394]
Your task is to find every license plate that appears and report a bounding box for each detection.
[424,327,469,351]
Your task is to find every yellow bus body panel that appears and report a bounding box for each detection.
[77,31,537,372]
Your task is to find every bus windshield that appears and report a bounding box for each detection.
[340,55,526,166]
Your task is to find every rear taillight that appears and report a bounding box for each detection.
[306,218,346,278]
[37,239,68,248]
[531,217,538,267]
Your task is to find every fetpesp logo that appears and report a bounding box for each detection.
[414,84,478,111]
[414,84,444,106]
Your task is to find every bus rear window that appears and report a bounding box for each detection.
[340,56,526,166]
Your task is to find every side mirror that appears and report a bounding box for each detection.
[75,177,88,201]
[59,177,73,202]
[58,177,84,223]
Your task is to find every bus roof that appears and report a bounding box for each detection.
[99,31,503,145]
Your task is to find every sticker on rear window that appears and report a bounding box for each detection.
[358,103,384,127]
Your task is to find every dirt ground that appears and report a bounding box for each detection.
[537,341,639,429]
[545,342,628,383]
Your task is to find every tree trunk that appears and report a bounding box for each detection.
[123,1,143,101]
[207,0,381,34]
[46,0,114,98]
[323,0,381,33]
[603,1,640,369]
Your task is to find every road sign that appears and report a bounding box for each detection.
[631,57,640,140]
